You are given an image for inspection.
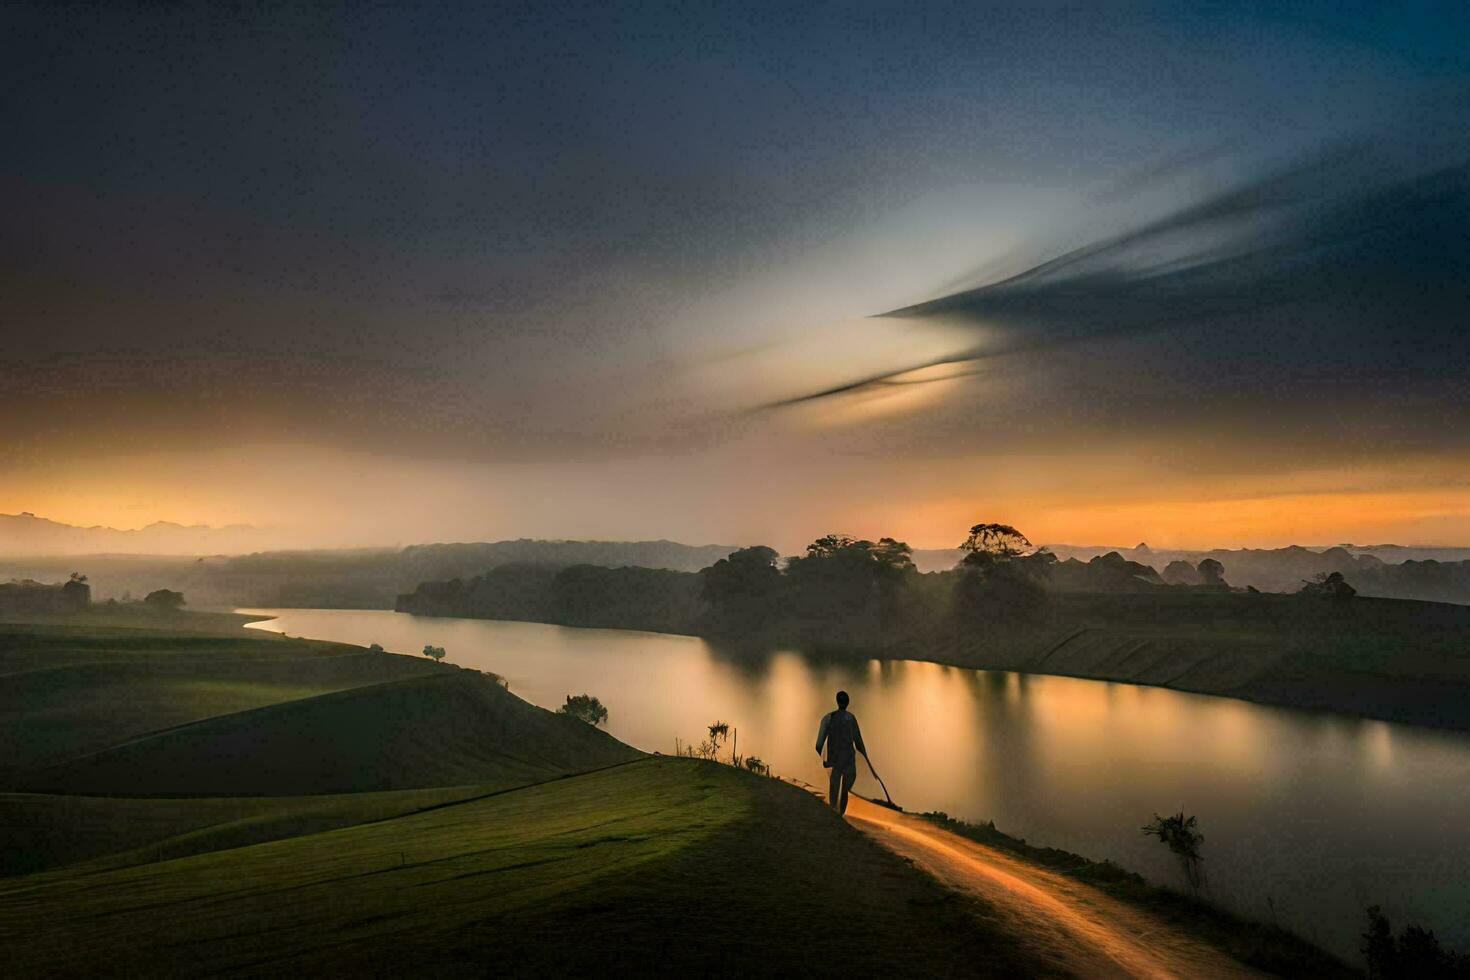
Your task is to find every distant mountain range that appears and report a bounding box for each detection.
[0,513,273,556]
[5,512,1469,607]
[0,535,740,609]
[911,542,1470,575]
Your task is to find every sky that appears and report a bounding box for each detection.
[3,1,1468,551]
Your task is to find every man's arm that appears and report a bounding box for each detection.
[815,712,831,754]
[852,715,867,756]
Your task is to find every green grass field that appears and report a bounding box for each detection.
[0,613,1055,976]
[0,783,492,876]
[1,758,1047,976]
[15,671,642,796]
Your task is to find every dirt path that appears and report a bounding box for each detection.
[838,792,1261,979]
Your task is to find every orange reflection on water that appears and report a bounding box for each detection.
[245,608,1470,960]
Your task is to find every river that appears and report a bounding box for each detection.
[242,607,1470,960]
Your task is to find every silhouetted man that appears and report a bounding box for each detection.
[815,690,865,814]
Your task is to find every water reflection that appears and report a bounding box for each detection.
[243,608,1470,960]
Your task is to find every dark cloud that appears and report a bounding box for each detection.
[772,143,1470,457]
[3,1,1468,474]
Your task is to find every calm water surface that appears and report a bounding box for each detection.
[244,608,1470,959]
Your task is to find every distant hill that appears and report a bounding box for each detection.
[0,537,739,609]
[7,519,1470,606]
[0,512,271,556]
[1036,543,1470,601]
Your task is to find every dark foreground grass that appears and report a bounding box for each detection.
[0,784,491,876]
[1,758,1055,978]
[920,811,1357,979]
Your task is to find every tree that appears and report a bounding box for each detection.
[708,720,729,748]
[784,534,915,618]
[62,573,92,610]
[558,693,608,727]
[953,522,1049,622]
[1362,905,1470,979]
[1142,811,1205,896]
[699,546,781,606]
[692,720,730,760]
[959,523,1032,567]
[143,589,185,611]
[421,644,446,663]
[1300,571,1357,599]
[1196,558,1226,587]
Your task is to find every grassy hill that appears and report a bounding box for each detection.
[1,758,1047,977]
[14,671,641,796]
[0,783,491,876]
[0,613,1051,976]
[0,651,446,771]
[0,616,454,775]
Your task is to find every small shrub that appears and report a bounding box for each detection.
[1142,811,1205,896]
[558,693,608,726]
[144,589,185,611]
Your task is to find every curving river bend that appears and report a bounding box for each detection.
[243,607,1470,960]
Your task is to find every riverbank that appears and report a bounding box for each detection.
[0,613,1070,974]
[907,592,1470,733]
[843,795,1352,978]
[396,588,1470,733]
[904,807,1352,977]
[4,611,1366,975]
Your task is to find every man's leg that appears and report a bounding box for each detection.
[839,767,857,814]
[828,766,843,810]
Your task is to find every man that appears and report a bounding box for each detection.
[815,690,866,814]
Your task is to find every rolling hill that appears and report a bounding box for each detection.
[14,670,642,796]
[1,758,1048,977]
[0,613,1053,976]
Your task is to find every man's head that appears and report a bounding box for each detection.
[836,690,849,710]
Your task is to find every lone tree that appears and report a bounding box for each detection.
[1142,811,1206,896]
[1196,558,1226,587]
[954,522,1050,621]
[558,694,608,727]
[143,589,185,611]
[421,644,447,663]
[959,523,1032,566]
[696,720,730,760]
[1300,571,1357,599]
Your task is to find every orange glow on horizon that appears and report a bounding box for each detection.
[4,445,1468,552]
[834,486,1470,551]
